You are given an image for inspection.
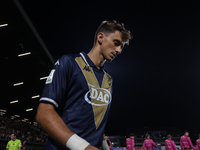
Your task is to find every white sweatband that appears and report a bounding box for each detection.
[66,134,90,150]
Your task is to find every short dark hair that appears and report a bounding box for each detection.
[167,134,172,139]
[11,133,16,136]
[94,20,132,45]
[130,133,135,137]
[185,130,189,134]
[146,134,150,138]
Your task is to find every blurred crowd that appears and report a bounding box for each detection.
[0,116,48,144]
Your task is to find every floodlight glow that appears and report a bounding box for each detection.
[0,24,8,27]
[13,82,23,86]
[31,95,40,99]
[10,100,19,104]
[0,109,6,112]
[26,108,33,112]
[40,76,48,80]
[14,115,20,117]
[18,52,31,57]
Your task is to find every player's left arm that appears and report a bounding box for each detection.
[188,137,194,149]
[18,140,22,150]
[172,141,177,150]
[152,140,157,148]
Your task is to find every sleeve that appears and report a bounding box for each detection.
[172,141,176,150]
[152,140,157,148]
[165,140,167,150]
[180,138,183,150]
[18,140,22,148]
[142,141,146,150]
[188,137,194,149]
[39,55,72,108]
[196,140,198,150]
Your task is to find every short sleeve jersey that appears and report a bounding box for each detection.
[40,52,113,149]
[6,139,21,150]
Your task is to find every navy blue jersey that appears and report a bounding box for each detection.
[40,51,113,149]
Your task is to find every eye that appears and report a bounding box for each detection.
[114,40,121,46]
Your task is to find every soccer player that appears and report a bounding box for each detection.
[36,20,131,150]
[6,133,21,150]
[196,134,200,150]
[165,134,176,150]
[180,131,194,150]
[142,134,157,150]
[126,133,135,150]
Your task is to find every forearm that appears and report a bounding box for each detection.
[36,103,74,146]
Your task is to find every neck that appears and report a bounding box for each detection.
[87,46,105,69]
[12,138,16,141]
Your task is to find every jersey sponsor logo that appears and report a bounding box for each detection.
[84,86,111,106]
[46,69,55,84]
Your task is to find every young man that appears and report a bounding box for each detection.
[126,133,135,150]
[165,134,176,150]
[36,20,131,150]
[142,134,157,150]
[196,134,200,150]
[180,131,194,150]
[6,133,21,150]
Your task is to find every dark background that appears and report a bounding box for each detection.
[9,0,200,136]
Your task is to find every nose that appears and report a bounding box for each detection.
[115,46,122,54]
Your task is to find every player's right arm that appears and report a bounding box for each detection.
[36,103,98,150]
[142,140,146,150]
[36,56,98,150]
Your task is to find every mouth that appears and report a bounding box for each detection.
[111,52,116,58]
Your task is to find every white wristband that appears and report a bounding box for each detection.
[66,134,90,150]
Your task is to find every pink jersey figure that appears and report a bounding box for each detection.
[196,135,200,150]
[126,133,135,150]
[142,134,157,150]
[180,131,194,150]
[165,135,176,150]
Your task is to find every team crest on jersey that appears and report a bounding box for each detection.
[46,69,55,84]
[75,56,112,129]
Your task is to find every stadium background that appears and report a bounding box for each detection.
[1,0,200,150]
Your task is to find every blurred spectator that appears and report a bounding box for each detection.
[0,116,48,144]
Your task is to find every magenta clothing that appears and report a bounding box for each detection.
[165,139,176,150]
[142,139,157,150]
[180,135,194,149]
[126,138,134,150]
[196,139,200,150]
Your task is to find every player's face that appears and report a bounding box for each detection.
[185,132,189,136]
[131,136,135,139]
[99,31,123,62]
[11,134,15,140]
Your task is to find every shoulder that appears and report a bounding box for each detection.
[16,139,21,142]
[57,54,79,65]
[7,140,12,143]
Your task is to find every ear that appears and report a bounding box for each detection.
[97,32,104,45]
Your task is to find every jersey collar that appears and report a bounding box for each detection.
[80,51,105,70]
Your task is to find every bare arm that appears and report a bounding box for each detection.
[36,103,98,150]
[18,148,21,150]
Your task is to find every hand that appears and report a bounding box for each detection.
[85,145,99,150]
